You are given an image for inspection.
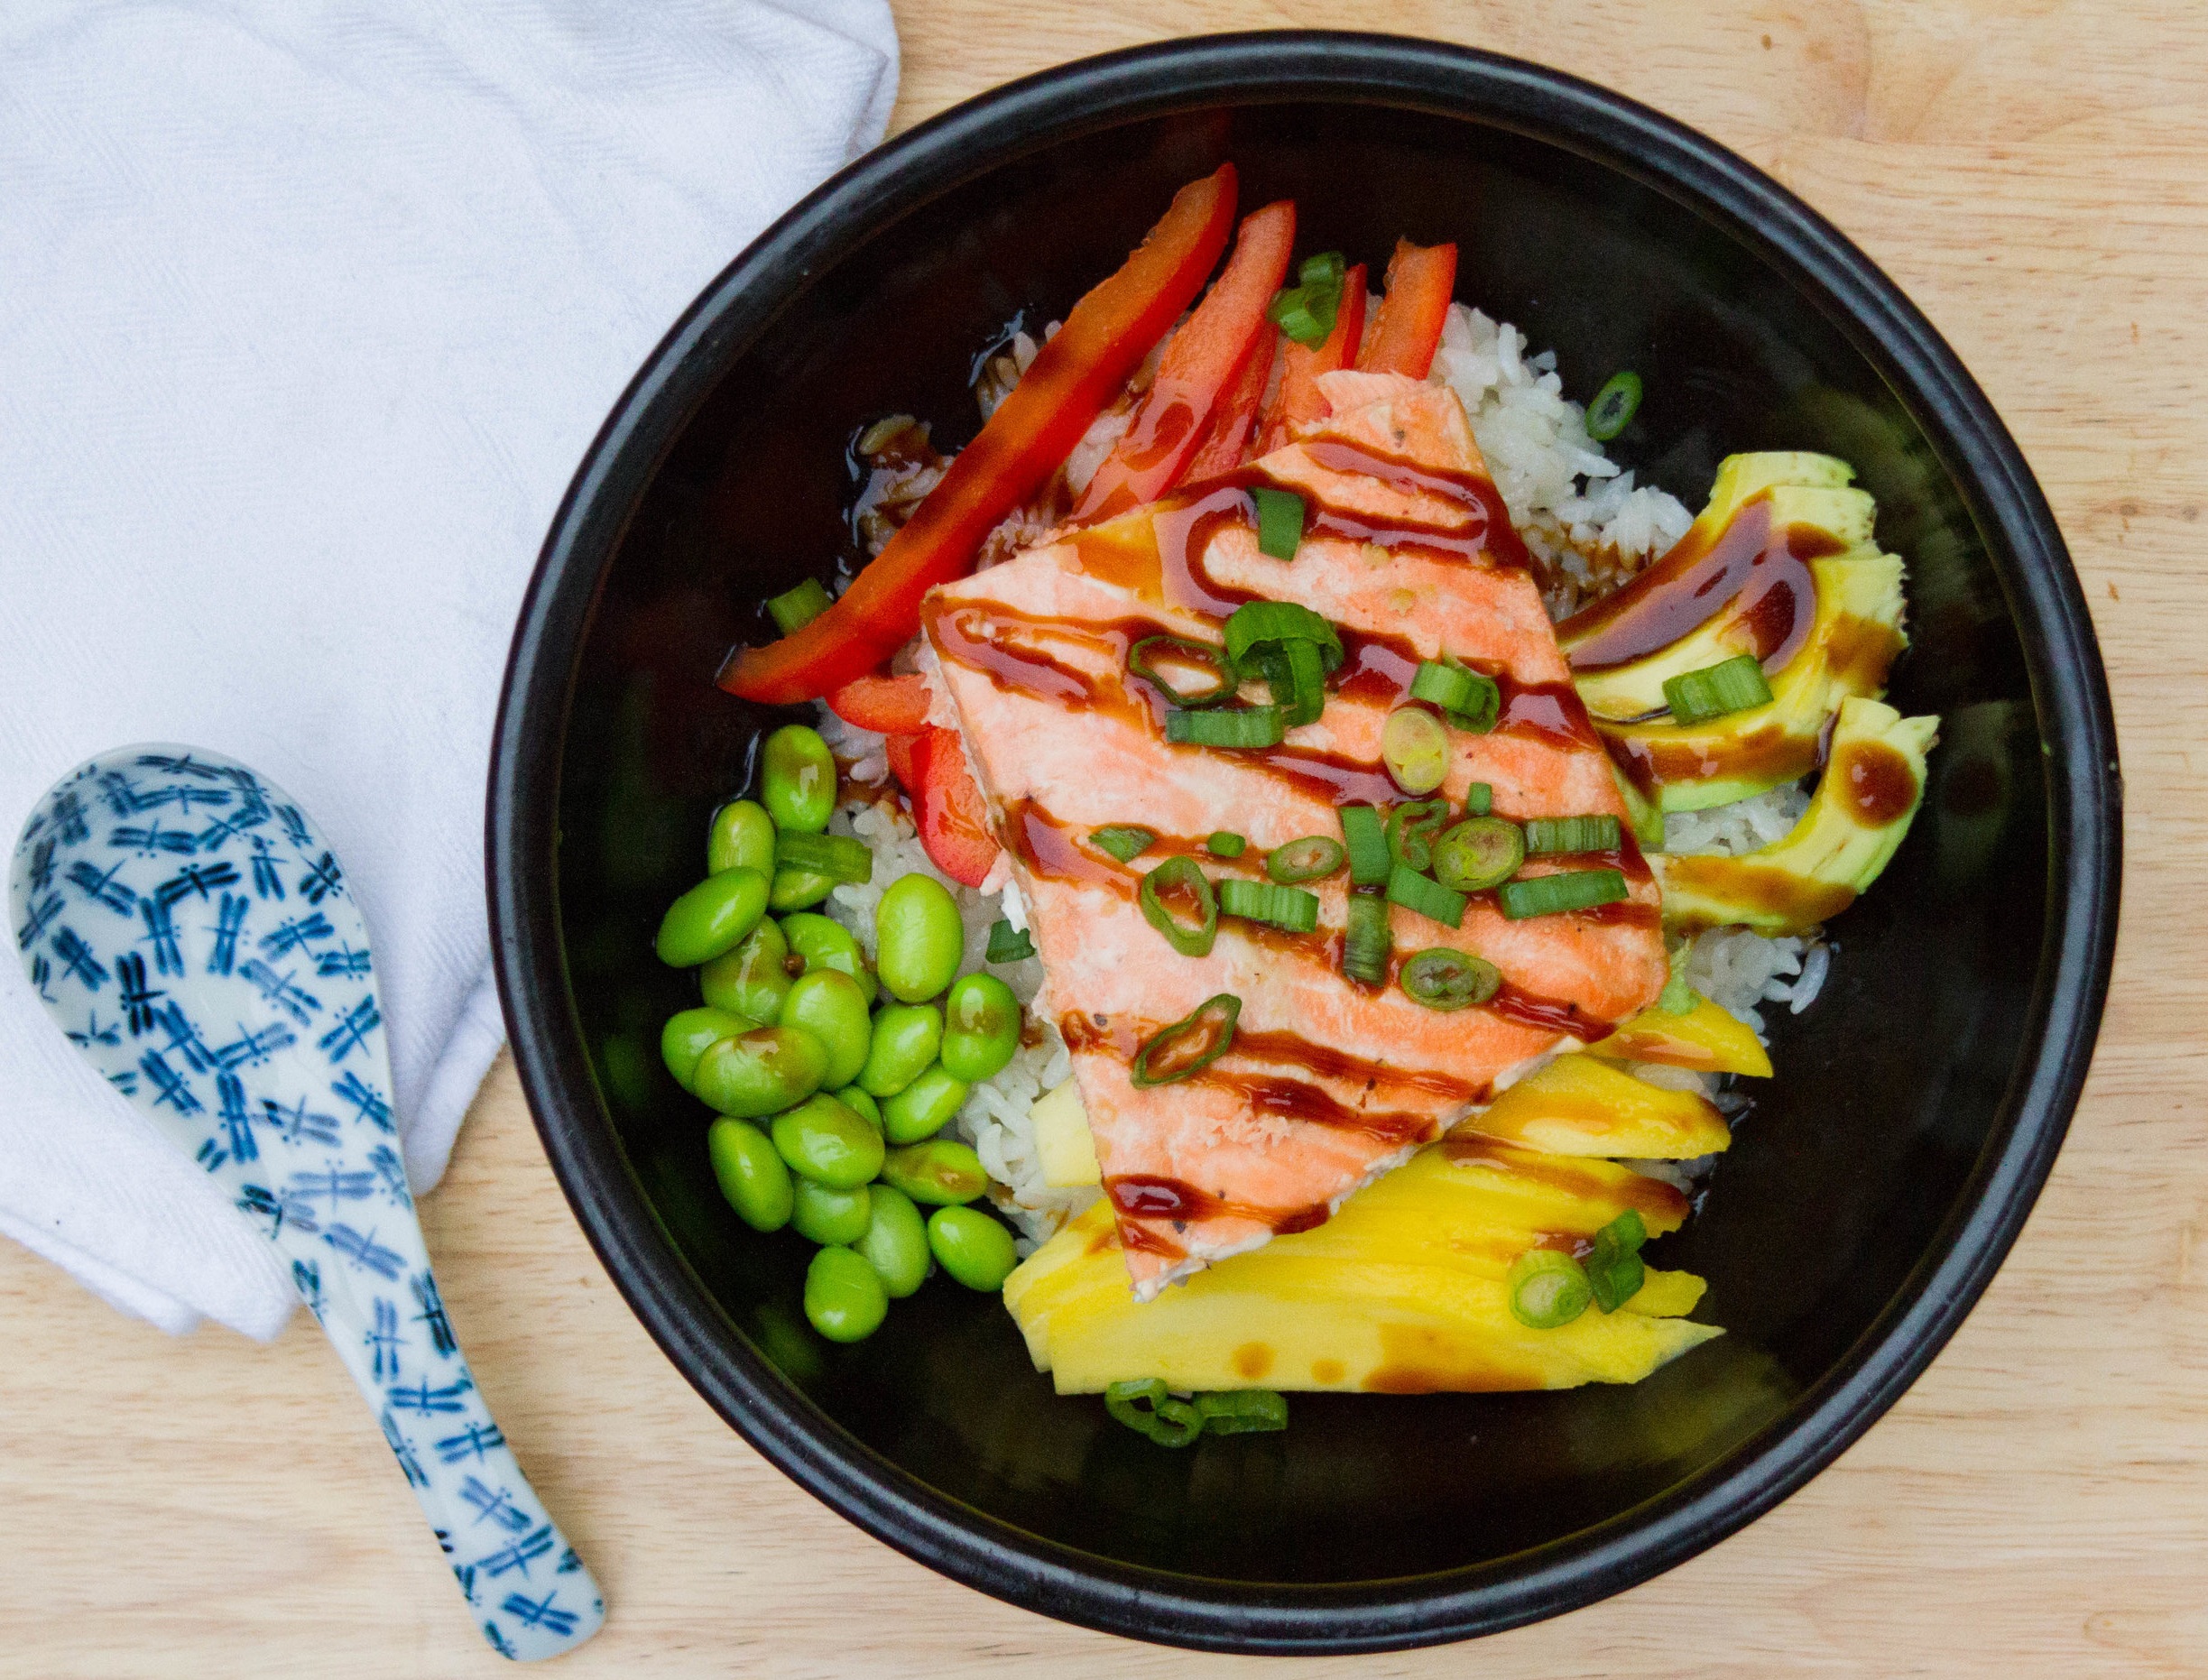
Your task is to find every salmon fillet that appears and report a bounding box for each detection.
[924,374,1666,1298]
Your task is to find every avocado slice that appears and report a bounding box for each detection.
[1650,697,1939,936]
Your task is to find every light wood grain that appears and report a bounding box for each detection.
[5,5,2204,1675]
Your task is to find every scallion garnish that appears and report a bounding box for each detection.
[1265,835,1344,884]
[1265,251,1349,346]
[1662,653,1773,725]
[1217,877,1320,933]
[1586,1210,1649,1314]
[1128,633,1238,708]
[1508,1248,1594,1329]
[1385,862,1467,928]
[1464,781,1493,817]
[1340,804,1391,887]
[1224,600,1343,672]
[985,919,1035,964]
[771,830,873,884]
[1496,867,1630,920]
[1104,1378,1205,1445]
[1343,890,1391,984]
[1263,637,1328,727]
[1381,706,1450,795]
[1399,946,1502,1011]
[765,577,832,635]
[1192,1389,1289,1434]
[1091,825,1158,863]
[1385,798,1452,873]
[1251,486,1307,561]
[1409,660,1501,732]
[1206,831,1247,858]
[1522,814,1621,856]
[1166,705,1284,749]
[1137,855,1218,957]
[1584,370,1643,442]
[1130,993,1240,1087]
[1431,817,1525,892]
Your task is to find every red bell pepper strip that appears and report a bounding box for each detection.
[1357,239,1457,380]
[882,730,919,792]
[717,166,1241,705]
[1178,325,1279,483]
[1070,198,1298,523]
[1253,261,1366,455]
[826,672,931,734]
[908,726,999,887]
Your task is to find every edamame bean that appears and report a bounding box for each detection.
[761,725,836,834]
[834,1086,882,1130]
[875,874,964,1002]
[777,969,873,1090]
[698,918,793,1022]
[691,1026,827,1119]
[656,866,769,967]
[707,798,776,876]
[771,1093,885,1189]
[881,1063,970,1145]
[880,1138,989,1205]
[939,973,1021,1082]
[790,1178,872,1246]
[854,1183,931,1297]
[804,1245,888,1343]
[661,1006,753,1091]
[855,1002,942,1098]
[927,1205,1019,1292]
[768,868,836,912]
[780,912,879,1004]
[707,1118,792,1232]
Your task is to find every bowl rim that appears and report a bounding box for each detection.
[487,30,2121,1654]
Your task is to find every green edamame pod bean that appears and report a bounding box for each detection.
[761,725,836,834]
[881,1063,970,1145]
[661,1006,753,1091]
[855,1183,930,1297]
[834,1086,882,1130]
[691,1026,827,1119]
[880,1138,989,1205]
[875,874,965,1002]
[791,1179,872,1246]
[927,1205,1019,1292]
[777,969,873,1090]
[707,1118,792,1232]
[771,1093,885,1189]
[939,973,1021,1083]
[780,912,878,1004]
[855,1002,942,1099]
[656,866,769,967]
[707,798,776,876]
[698,918,792,1022]
[768,868,836,912]
[804,1245,888,1343]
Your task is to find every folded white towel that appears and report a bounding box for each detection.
[0,0,899,1338]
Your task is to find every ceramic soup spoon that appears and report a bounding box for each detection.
[9,744,603,1661]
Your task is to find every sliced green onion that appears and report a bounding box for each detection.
[1090,825,1158,864]
[1587,1209,1649,1314]
[1464,782,1493,817]
[1251,486,1307,560]
[1508,1249,1594,1329]
[1381,706,1450,795]
[1138,855,1218,957]
[1522,814,1621,856]
[1266,291,1327,345]
[1104,1378,1205,1446]
[1432,817,1526,892]
[1206,831,1247,858]
[1343,890,1391,984]
[1386,863,1467,928]
[1224,600,1342,671]
[1299,250,1346,290]
[1193,1389,1289,1434]
[1585,370,1643,442]
[765,577,832,635]
[1166,705,1284,748]
[986,919,1035,964]
[1266,835,1344,884]
[1268,637,1327,728]
[1218,877,1320,933]
[1385,798,1452,873]
[1497,868,1630,920]
[1130,993,1240,1087]
[1128,634,1238,708]
[771,830,872,884]
[1399,946,1502,1011]
[1663,653,1774,725]
[1409,660,1501,734]
[1341,805,1391,887]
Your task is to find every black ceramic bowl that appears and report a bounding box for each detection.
[490,32,2119,1653]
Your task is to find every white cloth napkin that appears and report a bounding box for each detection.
[0,0,898,1339]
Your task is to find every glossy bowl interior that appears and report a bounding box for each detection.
[491,35,2118,1652]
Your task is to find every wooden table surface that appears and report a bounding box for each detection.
[7,5,2203,1675]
